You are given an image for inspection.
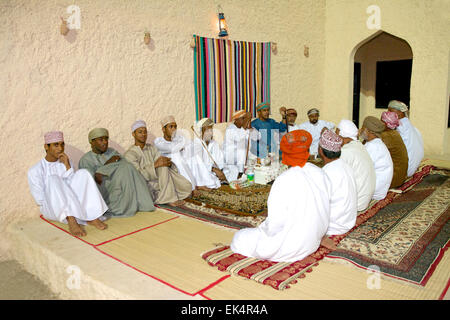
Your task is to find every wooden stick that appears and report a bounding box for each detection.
[190,126,229,183]
[281,106,289,134]
[244,118,252,167]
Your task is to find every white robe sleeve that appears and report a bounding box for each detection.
[248,128,261,141]
[62,160,75,179]
[28,166,45,207]
[209,140,225,170]
[154,135,186,155]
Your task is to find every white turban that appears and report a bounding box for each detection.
[193,118,213,138]
[160,115,176,128]
[307,108,319,116]
[231,110,247,121]
[337,119,358,140]
[131,120,147,132]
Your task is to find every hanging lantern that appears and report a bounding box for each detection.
[218,12,228,37]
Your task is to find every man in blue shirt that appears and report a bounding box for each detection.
[250,102,287,159]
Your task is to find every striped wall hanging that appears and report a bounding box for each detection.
[193,34,271,122]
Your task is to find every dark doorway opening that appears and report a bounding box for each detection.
[352,62,361,127]
[375,59,412,108]
[448,97,450,128]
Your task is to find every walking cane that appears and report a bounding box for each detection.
[190,126,229,184]
[281,107,288,168]
[283,107,289,134]
[244,115,252,168]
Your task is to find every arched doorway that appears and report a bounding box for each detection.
[351,31,413,127]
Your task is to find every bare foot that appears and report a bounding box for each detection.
[320,236,337,251]
[191,189,200,197]
[67,217,87,237]
[168,200,185,207]
[196,186,212,191]
[87,218,108,230]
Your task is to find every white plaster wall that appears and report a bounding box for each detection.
[323,0,450,155]
[0,0,326,258]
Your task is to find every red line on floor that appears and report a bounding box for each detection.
[155,204,240,230]
[198,293,212,300]
[93,246,196,297]
[39,215,94,247]
[40,214,179,247]
[194,275,231,296]
[420,239,449,287]
[94,216,179,247]
[439,278,450,300]
[40,214,227,299]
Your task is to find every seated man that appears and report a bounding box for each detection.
[280,108,301,139]
[380,111,409,188]
[230,130,332,262]
[285,108,300,131]
[336,119,376,212]
[298,108,335,159]
[319,129,357,236]
[222,110,260,181]
[79,128,155,218]
[388,100,424,177]
[124,120,192,207]
[250,102,287,159]
[360,117,394,200]
[154,116,199,190]
[184,118,228,189]
[28,131,108,237]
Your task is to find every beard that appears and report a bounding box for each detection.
[360,131,369,142]
[203,130,213,142]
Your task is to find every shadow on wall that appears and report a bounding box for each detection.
[64,30,77,44]
[146,132,157,145]
[66,124,229,166]
[109,140,125,154]
[145,37,155,51]
[65,144,84,170]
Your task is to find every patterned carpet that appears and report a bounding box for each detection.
[157,184,270,229]
[157,201,267,229]
[187,184,271,216]
[157,160,325,228]
[327,167,450,285]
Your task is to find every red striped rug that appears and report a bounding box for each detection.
[201,165,436,290]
